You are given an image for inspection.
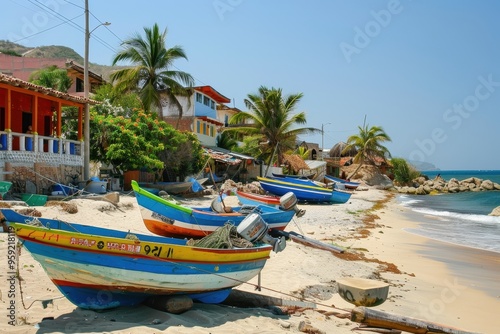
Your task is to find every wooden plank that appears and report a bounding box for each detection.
[351,306,480,334]
[272,230,345,253]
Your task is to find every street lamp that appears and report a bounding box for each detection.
[83,0,110,179]
[321,122,331,160]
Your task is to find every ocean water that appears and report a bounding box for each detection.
[397,170,500,253]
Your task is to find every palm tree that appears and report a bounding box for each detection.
[29,65,72,92]
[226,86,319,173]
[342,124,392,179]
[110,23,194,125]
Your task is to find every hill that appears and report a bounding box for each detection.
[0,40,114,81]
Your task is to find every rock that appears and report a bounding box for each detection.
[416,185,427,195]
[495,183,500,190]
[490,206,500,216]
[481,180,494,190]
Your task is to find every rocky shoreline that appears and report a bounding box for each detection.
[395,175,500,195]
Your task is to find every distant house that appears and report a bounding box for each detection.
[0,54,105,95]
[161,85,231,147]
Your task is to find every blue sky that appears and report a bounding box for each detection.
[3,0,499,170]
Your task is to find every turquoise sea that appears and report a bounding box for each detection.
[397,170,500,253]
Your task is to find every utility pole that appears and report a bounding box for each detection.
[83,0,109,180]
[83,0,90,180]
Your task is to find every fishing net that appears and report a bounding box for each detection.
[187,222,254,249]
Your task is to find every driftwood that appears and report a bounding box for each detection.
[272,230,345,253]
[351,307,479,334]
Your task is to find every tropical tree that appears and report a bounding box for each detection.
[391,157,421,186]
[90,108,204,179]
[29,65,72,92]
[216,131,238,151]
[342,124,392,179]
[226,86,318,172]
[110,23,195,126]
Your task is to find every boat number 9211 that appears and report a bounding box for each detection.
[144,245,174,258]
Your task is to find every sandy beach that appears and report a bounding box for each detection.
[1,185,498,334]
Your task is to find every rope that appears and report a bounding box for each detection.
[187,223,253,249]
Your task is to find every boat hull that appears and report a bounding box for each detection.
[324,175,360,190]
[141,181,193,194]
[258,177,351,204]
[236,191,281,208]
[1,209,272,310]
[132,180,295,238]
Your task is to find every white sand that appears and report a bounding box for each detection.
[0,186,498,333]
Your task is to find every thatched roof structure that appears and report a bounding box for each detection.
[282,153,310,173]
[329,141,358,158]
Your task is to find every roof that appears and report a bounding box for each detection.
[305,160,327,169]
[194,86,231,103]
[282,153,310,173]
[0,73,99,105]
[197,116,223,126]
[204,146,254,165]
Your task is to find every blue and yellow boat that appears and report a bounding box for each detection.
[1,209,275,310]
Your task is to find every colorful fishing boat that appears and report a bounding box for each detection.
[324,174,360,190]
[131,180,298,238]
[236,190,306,217]
[1,208,280,310]
[257,176,352,204]
[236,190,282,207]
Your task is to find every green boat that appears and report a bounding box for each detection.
[0,181,12,199]
[20,193,48,206]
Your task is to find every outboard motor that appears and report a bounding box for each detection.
[237,213,286,253]
[279,192,306,217]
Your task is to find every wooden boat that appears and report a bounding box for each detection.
[236,191,306,217]
[236,190,282,208]
[272,172,315,179]
[140,181,193,195]
[257,176,351,204]
[324,174,360,190]
[131,180,297,238]
[1,208,278,310]
[20,193,48,206]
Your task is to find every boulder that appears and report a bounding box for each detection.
[489,206,500,216]
[481,180,494,190]
[416,185,427,195]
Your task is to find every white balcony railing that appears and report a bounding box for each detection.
[0,131,83,166]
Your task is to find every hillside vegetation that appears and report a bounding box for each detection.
[0,40,115,81]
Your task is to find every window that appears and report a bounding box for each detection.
[196,120,201,134]
[211,100,215,109]
[76,78,84,92]
[203,96,210,106]
[196,93,202,103]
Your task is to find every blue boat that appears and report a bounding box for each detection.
[1,208,276,310]
[324,174,360,190]
[257,176,351,204]
[131,180,297,239]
